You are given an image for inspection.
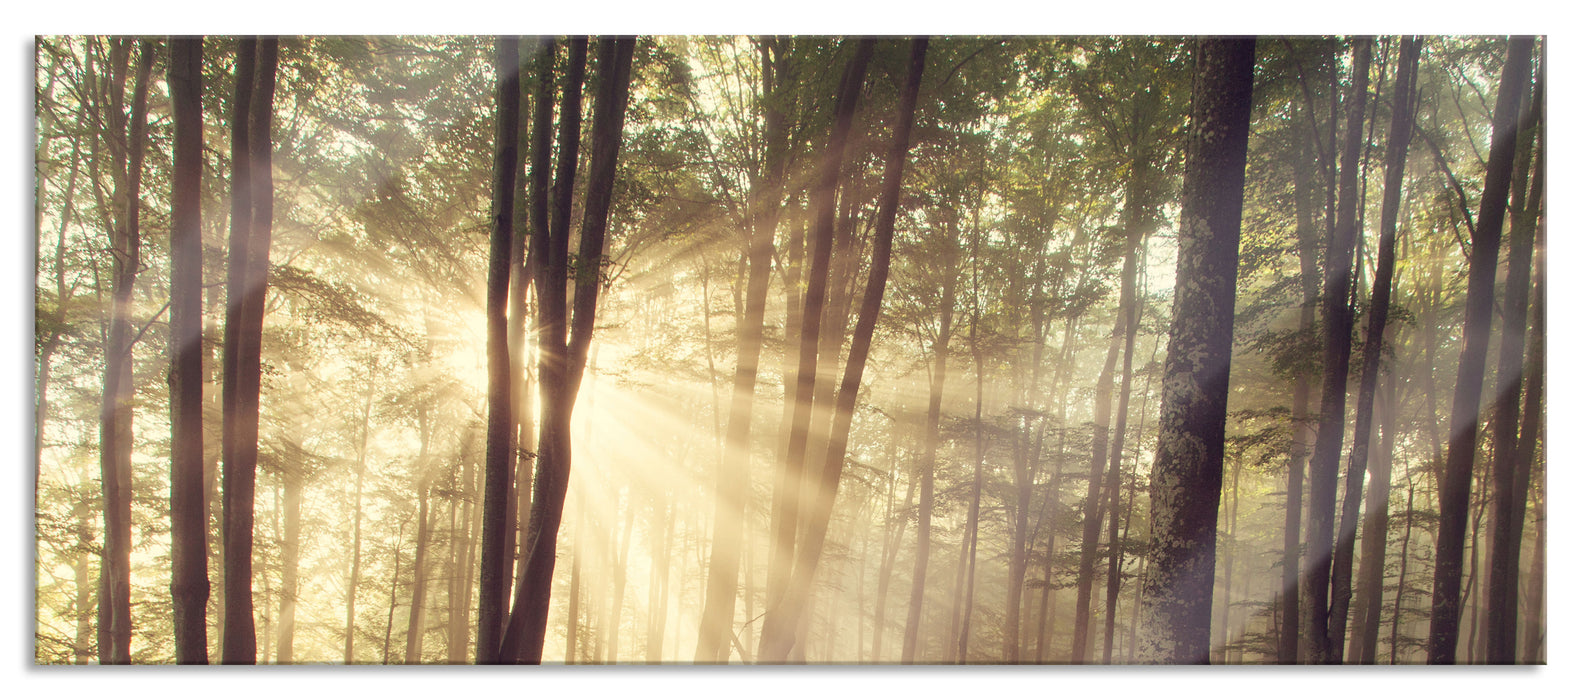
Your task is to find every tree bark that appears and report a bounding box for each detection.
[167,35,210,665]
[1327,35,1420,663]
[1135,37,1255,665]
[1429,36,1531,665]
[1302,36,1370,665]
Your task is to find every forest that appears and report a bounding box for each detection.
[31,34,1544,665]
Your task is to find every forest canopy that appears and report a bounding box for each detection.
[31,33,1544,666]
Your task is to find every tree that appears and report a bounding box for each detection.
[167,35,209,665]
[760,38,928,664]
[695,37,793,664]
[220,37,279,664]
[1301,36,1370,665]
[1428,36,1531,665]
[498,36,636,664]
[1328,35,1421,663]
[473,35,522,665]
[762,37,874,663]
[1134,36,1255,665]
[95,36,154,666]
[1485,44,1543,665]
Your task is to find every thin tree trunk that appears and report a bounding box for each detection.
[1035,314,1079,662]
[1135,37,1255,665]
[1352,370,1401,663]
[96,37,149,666]
[1102,224,1147,664]
[167,35,210,665]
[764,39,922,664]
[343,391,374,664]
[1389,475,1416,664]
[474,36,524,664]
[1279,108,1322,665]
[404,482,433,663]
[957,311,985,664]
[606,493,637,662]
[761,38,874,663]
[501,37,634,664]
[275,457,302,663]
[695,37,790,665]
[564,490,582,663]
[1071,272,1126,663]
[871,443,915,662]
[1521,487,1544,662]
[1429,37,1531,665]
[1303,36,1371,665]
[383,522,405,664]
[1486,50,1544,665]
[1514,226,1545,665]
[1328,36,1420,663]
[1215,458,1241,663]
[219,36,278,665]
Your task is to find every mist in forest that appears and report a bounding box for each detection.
[32,34,1545,665]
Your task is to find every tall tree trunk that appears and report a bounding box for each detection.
[1215,458,1241,663]
[604,494,637,662]
[383,523,404,664]
[220,37,278,665]
[1279,108,1322,664]
[404,482,433,663]
[1520,485,1544,662]
[1075,155,1148,664]
[762,37,874,663]
[1302,36,1371,665]
[695,37,790,664]
[1388,474,1416,664]
[343,391,374,664]
[1102,215,1148,665]
[1327,36,1420,663]
[761,39,922,664]
[1429,36,1531,665]
[275,456,302,663]
[1351,369,1401,663]
[564,494,582,663]
[500,37,634,664]
[871,443,915,661]
[648,493,676,662]
[167,35,210,665]
[1135,37,1255,665]
[1035,314,1079,662]
[475,36,524,664]
[957,307,985,664]
[1486,48,1544,666]
[1514,226,1545,665]
[96,37,149,666]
